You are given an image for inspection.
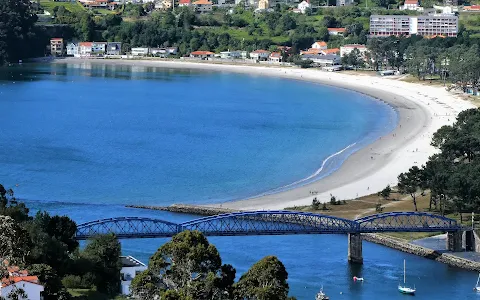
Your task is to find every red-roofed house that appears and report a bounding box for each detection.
[269,52,282,63]
[321,48,340,55]
[179,0,191,6]
[297,0,310,13]
[249,49,271,61]
[79,42,93,57]
[1,267,44,300]
[327,28,346,35]
[464,5,480,11]
[403,0,421,10]
[190,50,215,59]
[311,41,327,50]
[193,0,212,13]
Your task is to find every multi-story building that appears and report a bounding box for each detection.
[369,15,458,37]
[50,38,64,56]
[416,15,458,37]
[79,42,93,57]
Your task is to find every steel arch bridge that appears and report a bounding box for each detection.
[74,211,461,240]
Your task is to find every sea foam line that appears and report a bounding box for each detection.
[268,142,358,193]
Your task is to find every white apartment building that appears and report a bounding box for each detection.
[131,47,149,56]
[370,15,458,37]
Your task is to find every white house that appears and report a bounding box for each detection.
[79,42,92,57]
[120,256,147,295]
[327,28,346,35]
[249,49,271,61]
[311,41,327,50]
[403,0,421,10]
[131,47,150,56]
[1,267,44,300]
[66,42,79,57]
[340,44,367,57]
[297,0,310,13]
[92,42,107,55]
[268,52,282,63]
[219,50,246,59]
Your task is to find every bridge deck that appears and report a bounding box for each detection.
[75,211,462,240]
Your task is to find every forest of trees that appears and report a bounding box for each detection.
[397,108,480,215]
[0,185,122,300]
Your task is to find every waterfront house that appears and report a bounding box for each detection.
[327,28,346,35]
[193,0,212,13]
[131,47,150,56]
[249,49,271,61]
[79,42,93,57]
[66,42,79,57]
[107,42,122,55]
[311,41,327,50]
[178,0,192,6]
[1,267,44,300]
[190,50,215,59]
[340,44,367,58]
[219,50,246,59]
[301,54,341,66]
[120,256,147,295]
[167,47,178,55]
[268,52,282,63]
[50,38,64,56]
[92,42,107,55]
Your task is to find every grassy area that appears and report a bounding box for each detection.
[39,0,85,13]
[68,289,127,300]
[459,12,480,34]
[286,189,436,220]
[197,27,290,44]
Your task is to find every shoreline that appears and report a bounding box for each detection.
[53,58,476,210]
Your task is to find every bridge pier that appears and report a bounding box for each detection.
[465,230,475,252]
[447,231,462,252]
[348,233,363,264]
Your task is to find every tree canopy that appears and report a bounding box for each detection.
[131,230,294,300]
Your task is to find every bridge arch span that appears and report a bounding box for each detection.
[356,212,460,232]
[179,210,357,236]
[75,217,181,240]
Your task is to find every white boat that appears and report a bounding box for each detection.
[353,276,364,282]
[398,259,416,295]
[474,273,480,292]
[315,286,329,300]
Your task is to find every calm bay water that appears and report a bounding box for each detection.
[0,63,477,299]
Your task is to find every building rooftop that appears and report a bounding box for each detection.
[120,256,146,268]
[191,50,215,55]
[193,0,212,4]
[342,44,367,48]
[327,28,346,32]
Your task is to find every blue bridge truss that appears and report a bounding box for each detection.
[75,210,461,240]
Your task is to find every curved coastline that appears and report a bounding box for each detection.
[53,58,476,210]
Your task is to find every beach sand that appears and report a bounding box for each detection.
[54,58,476,210]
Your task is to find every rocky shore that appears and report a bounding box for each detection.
[126,204,239,216]
[363,233,480,272]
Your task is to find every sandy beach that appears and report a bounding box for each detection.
[55,58,476,210]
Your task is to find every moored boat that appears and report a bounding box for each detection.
[398,259,416,295]
[315,286,329,300]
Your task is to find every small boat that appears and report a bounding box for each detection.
[315,286,329,300]
[353,276,364,282]
[398,259,416,295]
[474,273,480,292]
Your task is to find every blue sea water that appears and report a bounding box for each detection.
[0,63,477,299]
